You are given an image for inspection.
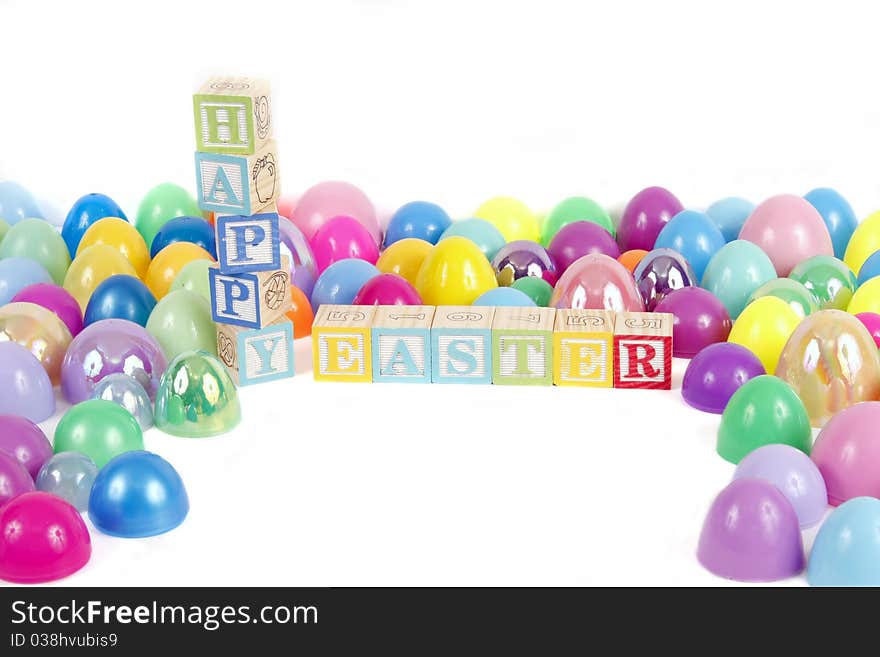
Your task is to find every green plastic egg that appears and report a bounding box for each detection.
[53,399,144,468]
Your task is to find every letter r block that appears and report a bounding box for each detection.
[193,77,273,155]
[215,212,281,274]
[491,307,555,386]
[430,306,494,384]
[613,312,673,390]
[312,305,377,382]
[371,306,435,384]
[553,309,615,387]
[208,257,290,329]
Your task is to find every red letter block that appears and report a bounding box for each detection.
[613,312,673,390]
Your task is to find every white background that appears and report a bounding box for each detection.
[0,0,874,586]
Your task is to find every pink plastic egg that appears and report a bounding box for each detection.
[12,283,84,337]
[310,215,380,274]
[291,181,380,244]
[352,273,422,305]
[855,312,880,349]
[550,253,645,312]
[812,402,880,505]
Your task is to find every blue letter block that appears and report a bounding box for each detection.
[215,212,281,274]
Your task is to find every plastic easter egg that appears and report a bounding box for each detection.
[83,274,157,327]
[847,276,880,315]
[278,217,318,299]
[0,218,8,243]
[857,250,880,286]
[550,253,645,312]
[812,403,880,505]
[855,312,880,348]
[739,194,833,276]
[36,452,98,512]
[697,478,804,582]
[734,444,827,528]
[618,249,648,273]
[788,255,857,310]
[54,399,144,468]
[12,283,83,337]
[149,215,217,259]
[352,273,422,306]
[633,248,698,311]
[804,187,857,260]
[291,181,380,244]
[415,237,498,306]
[63,244,137,311]
[0,180,44,225]
[701,240,777,319]
[0,451,35,507]
[776,310,880,427]
[617,186,684,252]
[0,415,52,480]
[473,287,537,307]
[89,451,189,538]
[681,343,766,414]
[169,259,212,303]
[0,257,53,305]
[154,351,241,438]
[727,296,800,373]
[0,218,70,284]
[92,373,154,431]
[0,302,72,384]
[808,497,880,586]
[376,238,433,286]
[716,375,812,464]
[653,210,725,280]
[310,215,380,274]
[310,258,381,309]
[61,192,127,257]
[0,492,91,583]
[277,195,297,220]
[76,217,150,280]
[705,196,754,242]
[384,201,452,247]
[135,183,201,249]
[654,287,731,358]
[439,218,507,261]
[746,278,818,318]
[61,318,167,404]
[473,196,540,243]
[0,343,55,422]
[145,289,216,359]
[511,276,554,307]
[546,221,620,273]
[145,242,213,300]
[491,240,557,286]
[541,196,613,246]
[285,285,315,339]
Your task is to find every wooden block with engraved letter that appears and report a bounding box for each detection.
[613,312,673,390]
[553,309,615,387]
[371,306,436,383]
[209,256,291,329]
[491,307,555,386]
[430,306,495,385]
[195,140,280,215]
[312,305,377,382]
[216,316,295,386]
[193,76,273,155]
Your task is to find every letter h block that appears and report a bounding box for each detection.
[553,309,615,387]
[216,317,295,386]
[430,306,494,384]
[193,77,273,155]
[613,312,673,390]
[215,212,281,273]
[312,305,376,383]
[209,256,290,329]
[371,306,436,384]
[492,307,555,386]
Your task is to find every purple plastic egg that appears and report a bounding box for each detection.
[491,240,556,286]
[546,221,620,274]
[352,273,423,305]
[12,283,84,337]
[681,342,766,413]
[0,416,52,480]
[0,342,55,423]
[278,217,318,300]
[654,287,732,358]
[617,186,684,252]
[633,248,698,310]
[550,253,645,312]
[0,452,35,508]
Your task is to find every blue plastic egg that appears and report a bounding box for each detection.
[804,188,857,260]
[0,257,53,305]
[439,218,506,261]
[0,181,44,225]
[83,274,157,327]
[705,197,754,243]
[473,287,537,307]
[310,258,380,310]
[384,201,452,247]
[701,240,777,319]
[857,250,880,286]
[654,210,725,280]
[149,216,216,259]
[61,193,127,257]
[808,497,880,586]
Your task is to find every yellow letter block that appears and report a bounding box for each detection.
[553,309,614,387]
[312,305,377,382]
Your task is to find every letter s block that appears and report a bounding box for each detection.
[215,212,281,274]
[312,305,377,382]
[193,77,273,155]
[613,312,673,390]
[431,306,495,384]
[209,257,290,329]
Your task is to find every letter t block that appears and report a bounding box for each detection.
[312,305,377,382]
[492,307,555,386]
[613,312,673,390]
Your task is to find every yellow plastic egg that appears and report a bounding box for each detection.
[728,296,801,373]
[63,244,138,311]
[77,217,151,279]
[844,210,880,276]
[473,196,540,243]
[145,242,214,300]
[415,236,497,305]
[847,276,880,315]
[376,238,433,286]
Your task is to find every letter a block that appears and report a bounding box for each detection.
[371,306,435,383]
[193,77,273,155]
[553,309,615,387]
[215,212,281,273]
[492,307,555,386]
[312,305,377,382]
[431,306,495,384]
[216,318,295,386]
[613,312,673,390]
[195,140,280,215]
[209,256,290,329]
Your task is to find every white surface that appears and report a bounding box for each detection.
[0,0,871,586]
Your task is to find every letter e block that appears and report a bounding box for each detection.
[312,305,377,382]
[209,256,290,328]
[613,312,673,390]
[371,306,435,383]
[216,212,281,273]
[216,318,295,386]
[431,306,495,384]
[193,77,273,155]
[553,309,615,387]
[492,307,555,386]
[195,140,280,215]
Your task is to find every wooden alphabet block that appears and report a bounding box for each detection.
[216,317,295,386]
[193,77,272,155]
[209,256,290,329]
[195,139,280,215]
[430,306,495,384]
[215,212,281,274]
[553,309,615,387]
[371,306,436,383]
[491,307,555,386]
[613,312,673,390]
[312,305,377,382]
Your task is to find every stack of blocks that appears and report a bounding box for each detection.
[313,305,673,389]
